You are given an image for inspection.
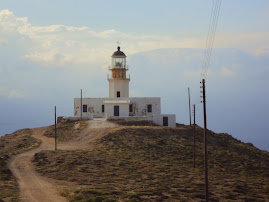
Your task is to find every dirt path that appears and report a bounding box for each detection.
[59,119,117,150]
[8,119,117,202]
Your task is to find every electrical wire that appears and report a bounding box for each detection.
[201,0,222,80]
[192,0,222,116]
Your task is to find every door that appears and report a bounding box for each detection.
[163,116,168,126]
[114,106,119,116]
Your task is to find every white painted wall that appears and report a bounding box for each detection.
[74,98,106,118]
[105,102,129,118]
[74,97,161,119]
[108,78,130,98]
[129,97,161,120]
[154,114,176,128]
[73,97,176,128]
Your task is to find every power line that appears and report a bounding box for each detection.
[201,0,216,78]
[192,0,222,113]
[205,0,222,77]
[184,0,222,123]
[201,0,222,79]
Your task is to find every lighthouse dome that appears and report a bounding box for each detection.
[112,46,126,57]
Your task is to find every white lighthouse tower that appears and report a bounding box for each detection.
[108,46,130,98]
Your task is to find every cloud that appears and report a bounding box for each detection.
[183,69,201,78]
[214,32,269,55]
[0,9,30,33]
[221,67,236,77]
[0,38,8,45]
[23,51,74,66]
[0,87,25,99]
[1,9,269,71]
[254,47,269,57]
[8,90,25,98]
[183,69,213,78]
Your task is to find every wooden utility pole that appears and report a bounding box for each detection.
[80,89,82,120]
[201,79,208,202]
[193,104,196,168]
[188,87,191,127]
[54,106,57,151]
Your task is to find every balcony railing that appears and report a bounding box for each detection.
[108,65,129,71]
[107,73,130,79]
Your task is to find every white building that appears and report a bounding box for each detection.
[71,46,176,127]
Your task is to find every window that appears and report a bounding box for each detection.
[83,105,87,112]
[129,104,133,113]
[117,91,120,98]
[102,104,105,113]
[147,104,152,113]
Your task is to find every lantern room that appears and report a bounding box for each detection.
[112,46,126,69]
[110,46,128,79]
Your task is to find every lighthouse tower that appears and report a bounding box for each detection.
[108,46,130,98]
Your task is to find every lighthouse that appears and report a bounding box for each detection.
[108,46,130,98]
[70,46,176,127]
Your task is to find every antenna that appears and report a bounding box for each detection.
[116,41,121,46]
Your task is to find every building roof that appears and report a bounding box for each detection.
[112,46,126,57]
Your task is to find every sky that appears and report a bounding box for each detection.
[0,0,269,150]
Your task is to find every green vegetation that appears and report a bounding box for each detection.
[43,120,88,142]
[0,128,41,201]
[33,125,269,201]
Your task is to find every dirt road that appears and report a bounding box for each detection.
[8,119,117,202]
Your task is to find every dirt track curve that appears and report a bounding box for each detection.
[8,119,117,202]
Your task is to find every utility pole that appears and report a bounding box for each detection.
[193,104,196,168]
[80,89,82,120]
[201,79,208,202]
[54,106,57,151]
[188,87,191,127]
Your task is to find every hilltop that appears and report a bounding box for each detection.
[0,120,269,201]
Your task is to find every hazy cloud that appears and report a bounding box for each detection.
[1,9,268,71]
[221,67,236,77]
[215,32,269,55]
[0,87,25,99]
[0,38,8,45]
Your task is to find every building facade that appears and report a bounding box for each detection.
[70,46,176,127]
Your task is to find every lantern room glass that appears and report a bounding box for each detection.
[112,57,126,69]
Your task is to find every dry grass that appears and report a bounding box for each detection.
[0,128,41,201]
[43,120,88,142]
[33,125,269,201]
[108,119,157,127]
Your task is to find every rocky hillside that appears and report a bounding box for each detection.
[0,121,87,201]
[32,123,269,201]
[0,128,40,200]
